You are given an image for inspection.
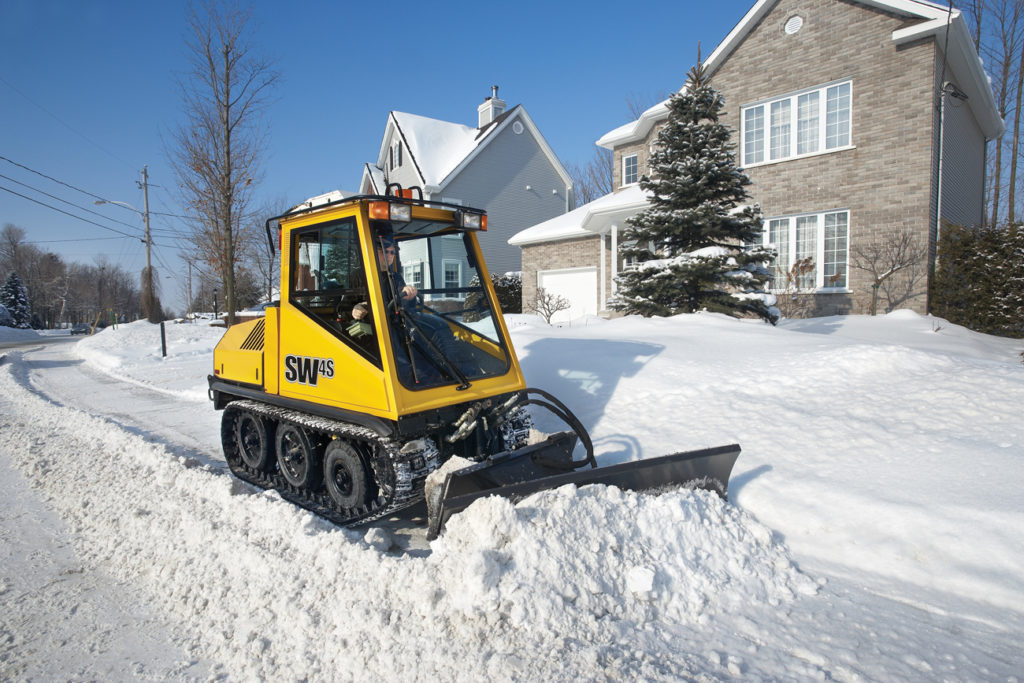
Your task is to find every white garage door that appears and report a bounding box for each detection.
[537,267,597,324]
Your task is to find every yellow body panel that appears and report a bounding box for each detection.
[214,318,265,386]
[214,197,526,422]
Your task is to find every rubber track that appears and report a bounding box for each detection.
[222,400,438,527]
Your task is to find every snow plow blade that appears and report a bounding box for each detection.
[426,433,740,540]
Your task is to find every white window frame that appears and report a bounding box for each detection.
[741,80,853,167]
[622,154,639,186]
[761,209,850,292]
[442,258,463,299]
[403,261,424,289]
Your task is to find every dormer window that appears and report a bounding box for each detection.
[622,154,639,186]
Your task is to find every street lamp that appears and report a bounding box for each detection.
[95,166,155,321]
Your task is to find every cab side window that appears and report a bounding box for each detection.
[290,219,379,364]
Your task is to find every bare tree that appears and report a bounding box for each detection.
[527,287,571,324]
[981,0,1024,226]
[565,147,613,206]
[962,0,986,51]
[851,230,928,315]
[1012,23,1024,222]
[170,1,279,326]
[772,258,817,319]
[0,224,29,276]
[246,198,287,303]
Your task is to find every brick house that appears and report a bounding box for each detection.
[511,0,1003,322]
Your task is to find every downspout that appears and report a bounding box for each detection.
[935,85,945,273]
[933,81,969,314]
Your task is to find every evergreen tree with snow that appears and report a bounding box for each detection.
[613,57,777,323]
[1,272,32,329]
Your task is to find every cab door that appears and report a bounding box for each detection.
[278,211,394,418]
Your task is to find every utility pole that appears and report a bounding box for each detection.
[139,165,155,321]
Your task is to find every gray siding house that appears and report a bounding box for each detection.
[360,88,573,278]
[511,0,1003,321]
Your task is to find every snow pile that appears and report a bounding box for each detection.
[432,485,817,626]
[0,325,40,342]
[74,320,223,400]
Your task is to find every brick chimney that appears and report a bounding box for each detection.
[477,85,506,128]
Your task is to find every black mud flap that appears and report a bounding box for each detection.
[426,436,740,540]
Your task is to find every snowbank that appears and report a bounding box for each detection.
[1,310,1021,679]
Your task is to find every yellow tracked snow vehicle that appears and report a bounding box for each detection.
[210,186,739,538]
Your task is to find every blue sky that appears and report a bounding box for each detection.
[1,0,756,311]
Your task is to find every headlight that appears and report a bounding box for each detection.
[457,211,487,231]
[369,201,412,222]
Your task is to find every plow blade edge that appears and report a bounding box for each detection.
[426,435,740,539]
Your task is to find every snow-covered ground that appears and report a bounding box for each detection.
[0,313,1022,680]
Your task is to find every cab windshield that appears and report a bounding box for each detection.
[379,228,511,390]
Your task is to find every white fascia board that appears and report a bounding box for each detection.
[509,189,649,246]
[892,12,1004,138]
[596,101,670,149]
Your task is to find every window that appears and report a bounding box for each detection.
[403,261,424,289]
[443,259,463,300]
[388,140,403,171]
[770,100,790,160]
[744,107,765,165]
[622,154,639,186]
[742,81,852,166]
[290,218,381,363]
[762,210,849,291]
[443,260,462,289]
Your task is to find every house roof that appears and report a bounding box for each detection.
[508,185,649,246]
[596,0,1003,149]
[370,105,573,193]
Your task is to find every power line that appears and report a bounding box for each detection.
[0,172,145,233]
[0,185,142,240]
[0,154,113,204]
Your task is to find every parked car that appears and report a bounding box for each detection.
[70,323,91,335]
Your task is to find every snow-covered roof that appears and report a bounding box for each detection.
[385,111,484,187]
[508,185,649,246]
[597,0,1003,149]
[369,105,573,194]
[360,164,386,194]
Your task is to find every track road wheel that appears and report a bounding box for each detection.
[276,424,323,490]
[323,440,377,510]
[234,410,275,472]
